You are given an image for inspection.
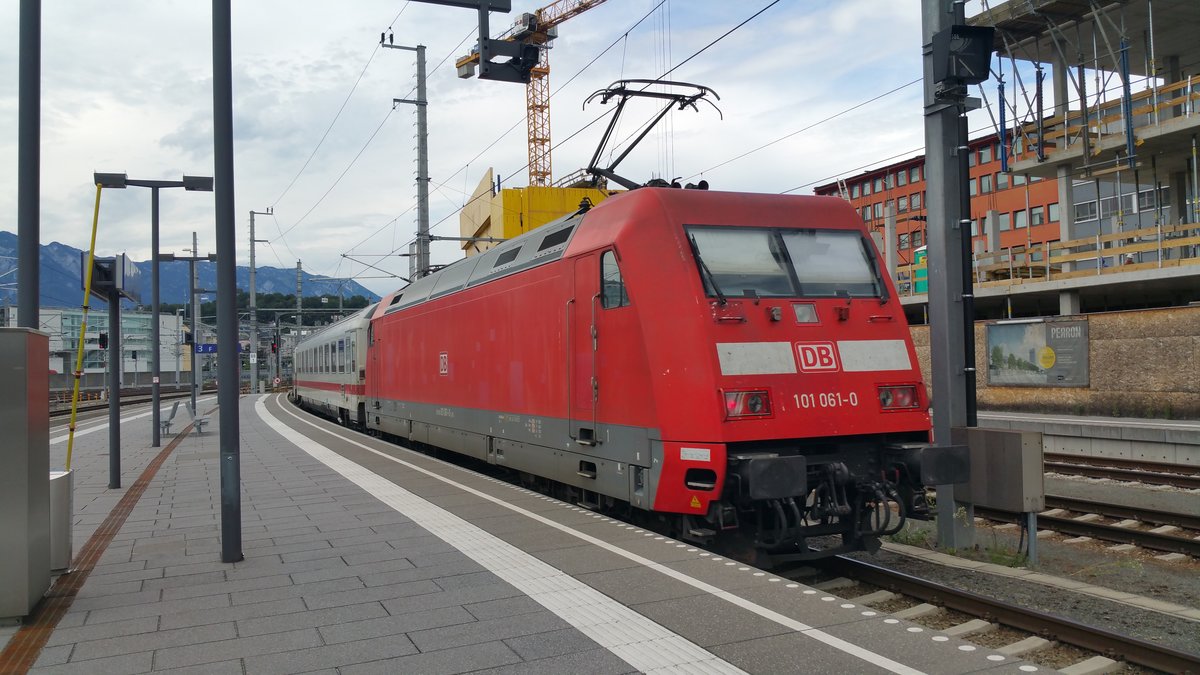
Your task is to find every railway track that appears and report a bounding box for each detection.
[812,556,1200,674]
[975,497,1200,557]
[49,390,194,417]
[1045,453,1200,490]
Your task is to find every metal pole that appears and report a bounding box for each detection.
[296,260,302,331]
[190,232,199,415]
[151,187,162,447]
[923,0,973,549]
[213,0,242,564]
[416,45,430,278]
[249,210,258,393]
[175,309,181,388]
[17,0,40,329]
[107,289,121,489]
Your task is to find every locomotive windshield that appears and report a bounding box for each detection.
[686,226,883,299]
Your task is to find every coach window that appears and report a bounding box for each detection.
[600,251,630,308]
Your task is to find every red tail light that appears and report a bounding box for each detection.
[724,390,772,419]
[878,385,920,410]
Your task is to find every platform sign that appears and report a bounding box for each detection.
[986,319,1089,387]
[194,343,243,354]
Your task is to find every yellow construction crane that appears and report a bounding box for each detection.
[456,0,609,186]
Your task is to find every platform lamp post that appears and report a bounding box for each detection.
[93,172,213,448]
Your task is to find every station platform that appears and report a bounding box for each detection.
[3,394,1045,674]
[977,409,1200,465]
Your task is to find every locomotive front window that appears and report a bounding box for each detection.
[686,227,796,298]
[686,226,882,300]
[781,229,881,297]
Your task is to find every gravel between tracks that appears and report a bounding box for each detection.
[844,473,1200,658]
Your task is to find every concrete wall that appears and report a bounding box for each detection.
[911,305,1200,419]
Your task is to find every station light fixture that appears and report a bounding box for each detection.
[932,24,995,90]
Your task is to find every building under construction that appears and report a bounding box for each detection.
[826,0,1200,320]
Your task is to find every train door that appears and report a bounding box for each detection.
[570,254,600,444]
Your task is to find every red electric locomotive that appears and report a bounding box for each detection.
[362,185,965,561]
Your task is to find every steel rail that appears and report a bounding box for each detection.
[49,391,193,418]
[828,556,1200,674]
[1045,452,1200,476]
[1045,456,1200,490]
[1045,496,1200,532]
[976,506,1200,557]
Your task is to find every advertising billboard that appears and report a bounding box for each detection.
[986,319,1089,387]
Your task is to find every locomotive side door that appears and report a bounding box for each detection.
[570,254,600,444]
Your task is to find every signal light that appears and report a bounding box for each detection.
[271,341,278,354]
[878,385,920,411]
[98,332,108,349]
[723,390,772,419]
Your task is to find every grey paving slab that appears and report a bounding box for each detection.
[301,578,442,610]
[527,542,644,576]
[69,588,162,612]
[287,557,418,585]
[242,634,419,675]
[318,605,477,645]
[237,601,388,637]
[463,595,544,621]
[380,583,525,617]
[573,565,707,606]
[230,576,365,606]
[479,647,636,675]
[711,632,894,674]
[501,627,604,661]
[160,572,294,601]
[631,593,795,647]
[734,583,884,629]
[68,621,236,663]
[157,660,246,675]
[153,627,325,670]
[361,558,486,588]
[158,597,309,630]
[339,640,522,675]
[30,645,72,668]
[659,555,784,591]
[28,650,153,675]
[75,580,145,598]
[407,610,571,653]
[45,615,160,647]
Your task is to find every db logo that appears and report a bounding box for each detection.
[438,352,449,375]
[796,342,840,372]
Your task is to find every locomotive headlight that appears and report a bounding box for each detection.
[723,390,772,419]
[878,385,920,410]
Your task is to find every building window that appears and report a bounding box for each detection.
[911,192,922,210]
[979,145,993,164]
[862,206,871,221]
[885,174,894,189]
[897,170,907,187]
[999,212,1011,231]
[873,202,883,218]
[910,166,921,183]
[898,196,908,212]
[1075,200,1097,221]
[970,219,979,237]
[873,177,883,193]
[968,178,978,197]
[996,172,1008,190]
[1048,203,1060,223]
[898,233,910,250]
[980,174,992,194]
[1031,206,1045,226]
[1014,210,1028,229]
[851,184,860,199]
[862,181,871,196]
[911,229,923,248]
[968,151,977,168]
[1013,174,1027,186]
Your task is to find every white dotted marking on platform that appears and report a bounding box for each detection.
[840,604,854,609]
[884,619,900,624]
[931,636,948,642]
[862,611,877,617]
[786,584,799,589]
[821,597,836,602]
[906,627,922,633]
[768,578,779,583]
[753,572,764,577]
[987,655,1005,661]
[958,645,976,652]
[1019,666,1039,672]
[804,590,817,595]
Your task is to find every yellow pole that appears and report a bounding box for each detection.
[65,183,104,471]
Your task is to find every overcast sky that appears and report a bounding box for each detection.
[2,1,1003,298]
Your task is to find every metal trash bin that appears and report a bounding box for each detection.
[49,470,74,573]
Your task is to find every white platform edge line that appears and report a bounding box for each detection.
[257,397,745,675]
[268,396,932,675]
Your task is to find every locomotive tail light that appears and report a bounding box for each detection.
[724,390,772,419]
[878,385,920,410]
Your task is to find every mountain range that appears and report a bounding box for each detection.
[0,231,382,309]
